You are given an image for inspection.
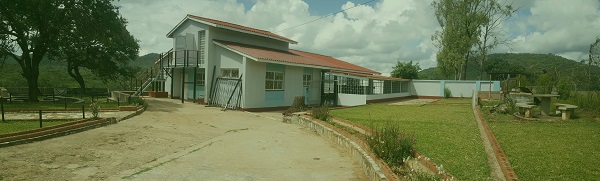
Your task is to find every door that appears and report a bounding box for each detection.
[303,86,310,105]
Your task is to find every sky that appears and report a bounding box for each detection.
[115,0,600,75]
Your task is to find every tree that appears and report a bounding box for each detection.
[432,0,514,80]
[0,0,138,101]
[475,0,515,80]
[391,60,421,79]
[49,0,139,94]
[432,0,486,80]
[0,0,68,101]
[589,37,600,91]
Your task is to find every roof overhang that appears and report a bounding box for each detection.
[166,16,297,44]
[213,41,377,75]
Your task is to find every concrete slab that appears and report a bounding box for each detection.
[0,98,367,181]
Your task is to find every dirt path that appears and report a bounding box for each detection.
[0,98,367,180]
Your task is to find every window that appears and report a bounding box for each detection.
[303,74,312,87]
[221,68,239,78]
[196,72,205,86]
[266,71,284,90]
[198,30,206,64]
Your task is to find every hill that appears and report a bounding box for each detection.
[0,53,159,89]
[418,53,600,90]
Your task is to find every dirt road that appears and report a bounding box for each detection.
[0,98,367,180]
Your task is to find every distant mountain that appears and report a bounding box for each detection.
[419,53,599,80]
[129,53,160,68]
[0,53,160,89]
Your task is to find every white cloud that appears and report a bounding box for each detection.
[115,0,599,76]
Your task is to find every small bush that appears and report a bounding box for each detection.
[129,96,148,108]
[444,87,452,98]
[367,123,416,167]
[504,97,517,114]
[311,105,330,121]
[89,101,100,119]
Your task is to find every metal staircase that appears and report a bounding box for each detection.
[132,51,172,96]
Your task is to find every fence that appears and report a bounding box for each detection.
[411,80,501,98]
[0,98,89,123]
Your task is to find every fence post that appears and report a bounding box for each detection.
[64,98,67,109]
[117,96,120,107]
[82,105,86,119]
[128,95,131,104]
[1,98,5,122]
[39,110,42,128]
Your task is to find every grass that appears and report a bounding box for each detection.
[489,120,600,180]
[331,102,491,180]
[1,97,123,109]
[0,120,73,134]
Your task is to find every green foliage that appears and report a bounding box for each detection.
[311,105,330,122]
[443,87,452,98]
[367,123,416,167]
[391,60,421,79]
[503,97,517,114]
[556,78,573,99]
[536,73,553,94]
[129,96,148,108]
[89,102,100,119]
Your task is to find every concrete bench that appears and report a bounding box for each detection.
[516,102,537,118]
[555,103,578,120]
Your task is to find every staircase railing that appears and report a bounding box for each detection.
[132,49,204,96]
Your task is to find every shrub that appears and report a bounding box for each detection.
[284,96,306,116]
[367,123,416,167]
[444,87,452,98]
[129,96,148,108]
[504,97,517,114]
[311,105,330,121]
[89,101,100,119]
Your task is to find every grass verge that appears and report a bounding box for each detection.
[488,119,600,180]
[0,120,73,134]
[331,103,491,180]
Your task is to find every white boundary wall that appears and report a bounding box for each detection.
[411,80,501,98]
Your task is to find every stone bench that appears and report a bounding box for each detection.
[516,102,537,118]
[555,103,578,120]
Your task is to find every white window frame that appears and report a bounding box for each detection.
[303,74,312,87]
[221,68,239,78]
[196,71,205,86]
[266,71,284,90]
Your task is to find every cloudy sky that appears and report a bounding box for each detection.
[115,0,600,75]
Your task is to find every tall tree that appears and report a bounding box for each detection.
[0,0,138,101]
[391,60,421,79]
[0,0,68,101]
[432,0,486,80]
[589,37,600,91]
[432,0,513,80]
[49,0,139,94]
[475,0,515,80]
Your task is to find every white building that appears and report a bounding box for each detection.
[139,15,500,110]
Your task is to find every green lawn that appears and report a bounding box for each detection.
[331,102,491,180]
[1,99,121,109]
[0,120,73,134]
[488,120,600,180]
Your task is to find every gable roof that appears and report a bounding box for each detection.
[167,15,297,44]
[214,40,380,75]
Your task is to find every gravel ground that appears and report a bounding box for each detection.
[0,98,367,181]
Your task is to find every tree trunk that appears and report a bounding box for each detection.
[25,71,40,102]
[18,54,41,102]
[68,62,86,96]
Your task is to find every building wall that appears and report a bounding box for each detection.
[411,80,501,98]
[304,68,321,105]
[366,93,411,100]
[242,59,266,108]
[338,94,367,106]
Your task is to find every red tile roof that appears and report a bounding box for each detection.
[187,15,297,44]
[215,40,379,75]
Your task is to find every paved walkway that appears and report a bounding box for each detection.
[0,98,367,180]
